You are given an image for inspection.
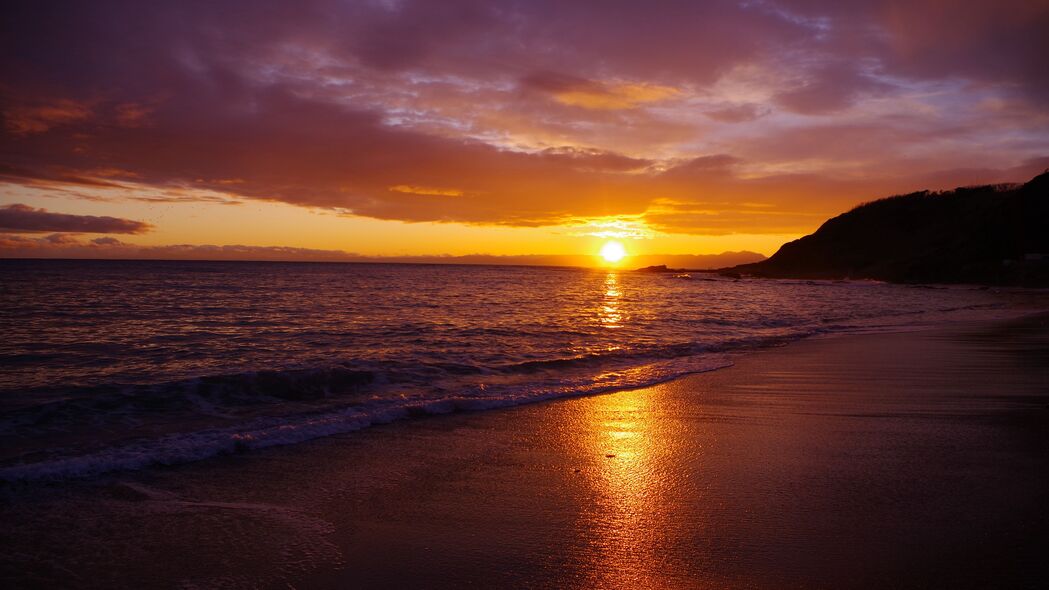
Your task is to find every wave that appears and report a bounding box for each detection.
[0,354,734,483]
[1,330,820,437]
[0,303,1014,483]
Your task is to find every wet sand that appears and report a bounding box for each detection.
[2,314,1048,588]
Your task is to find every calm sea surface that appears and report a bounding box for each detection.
[0,259,1006,480]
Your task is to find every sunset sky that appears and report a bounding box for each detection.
[2,0,1047,263]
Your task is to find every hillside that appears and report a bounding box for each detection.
[733,172,1049,285]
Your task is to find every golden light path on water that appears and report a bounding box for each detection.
[574,271,696,588]
[601,272,624,329]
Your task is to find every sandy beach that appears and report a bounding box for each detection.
[3,312,1047,589]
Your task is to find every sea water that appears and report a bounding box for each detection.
[0,259,1006,480]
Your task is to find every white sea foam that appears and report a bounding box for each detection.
[0,355,733,482]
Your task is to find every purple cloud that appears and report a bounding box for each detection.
[0,0,1046,237]
[0,204,151,234]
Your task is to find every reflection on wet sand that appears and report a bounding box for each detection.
[574,382,696,583]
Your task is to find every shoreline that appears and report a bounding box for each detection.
[2,311,1048,588]
[0,304,1031,484]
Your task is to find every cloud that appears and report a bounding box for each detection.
[522,72,680,110]
[566,218,655,240]
[772,62,893,115]
[704,103,770,123]
[0,204,152,234]
[0,234,360,260]
[874,0,1049,102]
[0,0,1046,239]
[113,101,156,127]
[389,185,464,197]
[1,85,676,227]
[91,236,125,246]
[43,232,80,245]
[3,99,92,135]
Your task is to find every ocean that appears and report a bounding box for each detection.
[0,259,1007,481]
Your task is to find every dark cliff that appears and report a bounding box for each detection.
[733,172,1049,285]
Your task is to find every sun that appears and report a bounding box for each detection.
[600,240,627,263]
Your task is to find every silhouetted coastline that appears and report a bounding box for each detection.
[730,172,1049,286]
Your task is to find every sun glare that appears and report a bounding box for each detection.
[600,240,627,263]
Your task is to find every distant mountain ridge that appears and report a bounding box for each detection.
[0,240,765,269]
[348,251,766,269]
[732,172,1049,285]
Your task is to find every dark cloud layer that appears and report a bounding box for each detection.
[1,0,1047,235]
[0,203,151,234]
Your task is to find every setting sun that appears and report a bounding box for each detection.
[600,241,627,263]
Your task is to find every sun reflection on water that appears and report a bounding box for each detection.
[600,272,623,329]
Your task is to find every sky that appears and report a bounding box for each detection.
[1,0,1048,264]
